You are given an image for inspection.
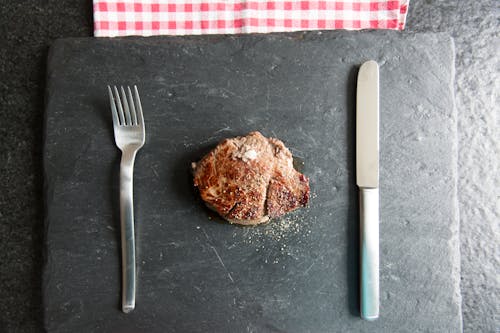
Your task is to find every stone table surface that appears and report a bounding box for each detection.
[0,1,497,332]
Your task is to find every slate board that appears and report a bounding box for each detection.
[43,32,462,332]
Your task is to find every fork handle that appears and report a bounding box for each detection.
[120,148,138,313]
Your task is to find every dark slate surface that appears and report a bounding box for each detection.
[43,32,461,332]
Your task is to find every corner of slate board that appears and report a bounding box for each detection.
[43,32,462,332]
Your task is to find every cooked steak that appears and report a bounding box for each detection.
[192,131,310,225]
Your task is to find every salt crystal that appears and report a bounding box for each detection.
[243,149,257,160]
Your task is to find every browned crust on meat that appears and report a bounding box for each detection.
[193,131,310,225]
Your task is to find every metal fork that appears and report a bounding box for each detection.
[108,85,145,313]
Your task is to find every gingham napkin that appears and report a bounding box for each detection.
[94,0,409,37]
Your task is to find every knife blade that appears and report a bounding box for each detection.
[356,60,380,321]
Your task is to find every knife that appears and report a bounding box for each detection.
[356,60,380,321]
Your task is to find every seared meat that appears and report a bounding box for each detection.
[192,131,309,225]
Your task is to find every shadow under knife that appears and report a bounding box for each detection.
[346,65,360,317]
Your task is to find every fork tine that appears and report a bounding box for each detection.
[133,86,144,126]
[120,86,132,126]
[127,86,138,125]
[113,86,126,125]
[108,86,120,127]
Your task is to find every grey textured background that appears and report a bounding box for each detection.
[0,1,498,332]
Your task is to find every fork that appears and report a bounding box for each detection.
[108,85,145,313]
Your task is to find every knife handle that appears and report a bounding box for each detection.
[360,187,379,320]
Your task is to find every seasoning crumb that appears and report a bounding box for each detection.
[240,210,309,246]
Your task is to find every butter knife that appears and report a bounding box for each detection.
[356,60,380,320]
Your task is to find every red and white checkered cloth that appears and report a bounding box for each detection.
[94,0,409,37]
